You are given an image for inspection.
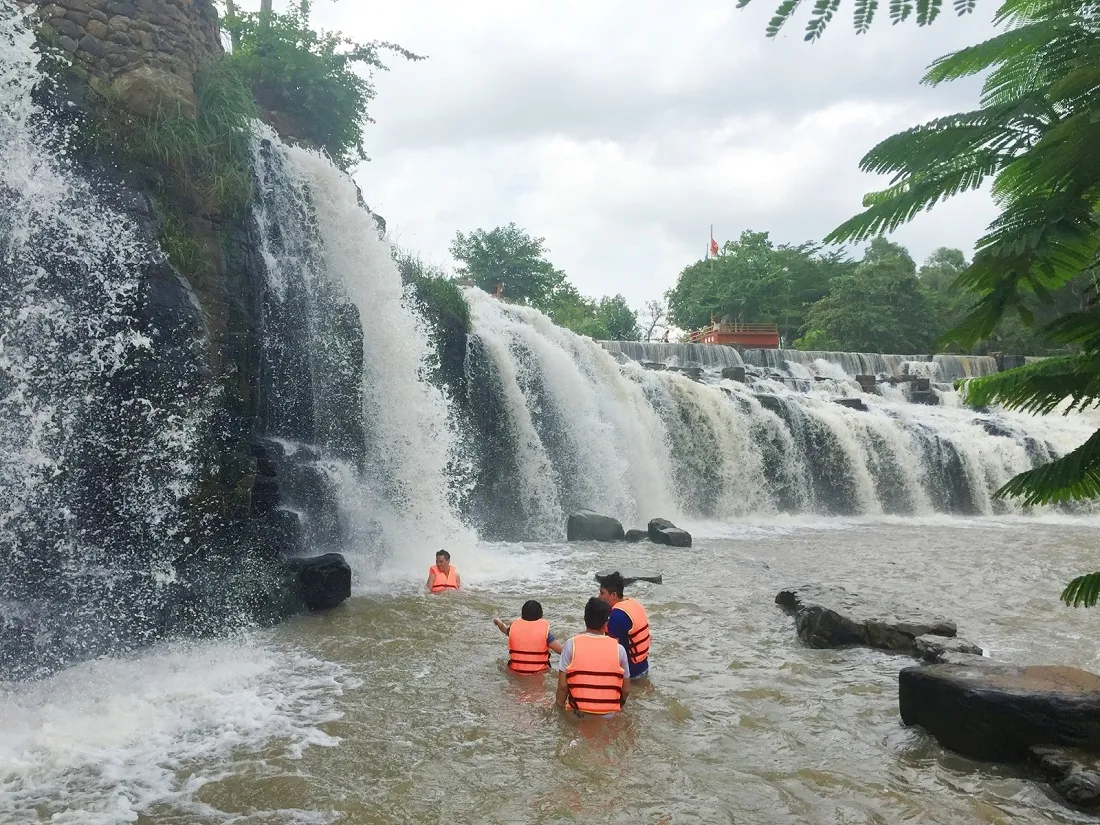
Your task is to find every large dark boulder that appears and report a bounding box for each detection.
[566,510,625,542]
[648,518,692,547]
[284,553,352,611]
[776,584,957,653]
[899,663,1100,762]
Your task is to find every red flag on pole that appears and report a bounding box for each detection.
[709,234,719,258]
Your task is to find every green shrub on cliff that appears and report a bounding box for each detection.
[396,252,471,396]
[97,59,256,219]
[223,1,423,170]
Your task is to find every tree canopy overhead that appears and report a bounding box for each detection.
[736,0,979,40]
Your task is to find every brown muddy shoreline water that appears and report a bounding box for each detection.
[5,516,1100,825]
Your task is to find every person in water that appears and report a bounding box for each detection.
[493,600,564,674]
[598,571,650,679]
[557,597,629,716]
[426,550,460,593]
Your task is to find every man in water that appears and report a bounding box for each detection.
[598,571,650,679]
[493,600,564,674]
[426,550,460,593]
[556,597,629,716]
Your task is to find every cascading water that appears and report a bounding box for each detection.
[248,128,473,579]
[463,301,1094,537]
[0,2,214,677]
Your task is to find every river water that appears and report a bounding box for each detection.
[5,515,1099,825]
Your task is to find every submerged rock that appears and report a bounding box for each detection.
[1030,746,1100,809]
[833,397,869,411]
[899,663,1100,762]
[595,568,663,586]
[721,365,747,382]
[284,553,351,611]
[913,633,985,663]
[567,509,626,542]
[623,528,649,542]
[775,584,957,653]
[648,518,692,547]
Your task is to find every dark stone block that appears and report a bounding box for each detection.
[623,528,648,542]
[899,663,1100,762]
[566,509,625,542]
[284,553,351,611]
[595,568,662,586]
[647,517,692,547]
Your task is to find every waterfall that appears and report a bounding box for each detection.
[463,300,1095,535]
[248,128,473,579]
[600,340,744,368]
[742,348,998,382]
[1,2,213,675]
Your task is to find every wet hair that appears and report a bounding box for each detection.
[521,600,543,621]
[599,571,625,598]
[435,549,450,561]
[584,596,611,631]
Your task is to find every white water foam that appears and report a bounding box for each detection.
[0,637,352,825]
[249,129,476,583]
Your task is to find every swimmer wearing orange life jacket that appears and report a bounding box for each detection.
[556,597,630,716]
[426,549,461,593]
[598,571,650,679]
[493,600,564,674]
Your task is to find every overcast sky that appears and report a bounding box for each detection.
[299,0,1000,309]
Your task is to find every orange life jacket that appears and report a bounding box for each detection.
[507,618,550,674]
[613,598,650,665]
[565,634,624,714]
[429,564,458,593]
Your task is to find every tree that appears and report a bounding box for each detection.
[223,1,423,170]
[766,0,1100,605]
[736,0,979,40]
[797,238,937,352]
[450,223,566,309]
[665,230,850,342]
[594,295,641,341]
[639,300,667,340]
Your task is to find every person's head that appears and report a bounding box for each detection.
[598,572,625,605]
[584,597,612,632]
[435,549,450,571]
[520,600,543,621]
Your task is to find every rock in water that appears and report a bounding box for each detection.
[284,553,352,611]
[1030,746,1100,809]
[648,518,692,547]
[595,568,663,586]
[567,510,626,542]
[775,584,957,653]
[623,528,649,542]
[913,633,985,664]
[899,663,1100,762]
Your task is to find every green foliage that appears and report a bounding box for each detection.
[666,230,851,342]
[224,1,423,170]
[1062,572,1100,608]
[797,238,937,352]
[450,223,567,309]
[99,59,256,218]
[737,0,974,39]
[396,252,471,394]
[450,223,641,340]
